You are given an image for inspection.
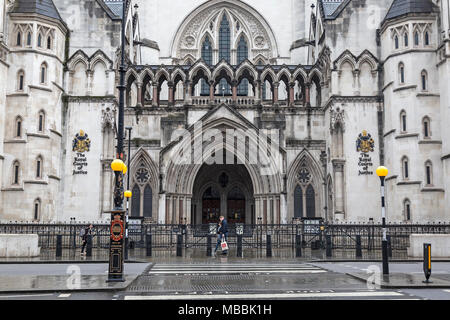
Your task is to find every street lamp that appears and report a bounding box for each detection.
[124,126,132,260]
[376,166,389,275]
[107,0,129,283]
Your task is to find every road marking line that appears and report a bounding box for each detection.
[444,290,450,293]
[124,291,404,300]
[58,294,71,298]
[149,270,327,274]
[0,293,54,298]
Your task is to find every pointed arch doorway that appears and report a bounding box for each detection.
[192,163,254,225]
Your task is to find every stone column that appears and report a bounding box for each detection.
[255,80,261,104]
[273,82,279,104]
[305,83,311,107]
[209,80,215,103]
[168,81,174,106]
[86,70,93,96]
[152,82,158,107]
[289,82,295,106]
[232,80,238,103]
[136,81,143,107]
[186,197,192,224]
[184,80,191,104]
[332,160,346,221]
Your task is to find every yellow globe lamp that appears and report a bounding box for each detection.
[122,164,128,175]
[124,190,132,199]
[111,159,125,172]
[376,166,388,178]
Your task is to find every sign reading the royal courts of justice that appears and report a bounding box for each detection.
[72,130,91,175]
[356,130,375,176]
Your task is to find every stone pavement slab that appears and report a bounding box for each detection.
[346,272,450,289]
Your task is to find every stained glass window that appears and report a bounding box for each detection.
[219,15,231,95]
[294,185,303,218]
[201,36,212,95]
[237,36,248,96]
[306,185,315,218]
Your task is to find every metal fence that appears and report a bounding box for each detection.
[1,222,450,253]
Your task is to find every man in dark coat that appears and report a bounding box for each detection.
[81,224,93,255]
[214,216,229,255]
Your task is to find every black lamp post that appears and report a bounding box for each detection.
[376,166,389,275]
[107,0,129,282]
[124,126,132,260]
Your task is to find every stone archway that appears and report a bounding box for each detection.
[192,163,254,224]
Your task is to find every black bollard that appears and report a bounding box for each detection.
[326,235,332,258]
[295,235,302,257]
[86,235,92,257]
[176,234,183,257]
[237,235,243,257]
[423,243,432,283]
[146,234,152,257]
[207,235,212,256]
[356,235,362,258]
[56,234,62,257]
[387,235,392,258]
[124,237,129,260]
[266,235,272,257]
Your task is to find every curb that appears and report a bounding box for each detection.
[345,272,450,289]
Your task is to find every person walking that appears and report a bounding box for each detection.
[214,216,229,256]
[80,224,93,255]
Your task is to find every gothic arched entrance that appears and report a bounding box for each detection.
[192,163,254,225]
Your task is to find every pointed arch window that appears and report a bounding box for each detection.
[402,156,409,180]
[17,70,25,91]
[131,164,153,219]
[40,62,47,84]
[37,33,42,47]
[219,15,231,62]
[13,161,20,185]
[424,31,430,46]
[400,110,407,133]
[16,31,22,46]
[131,185,141,217]
[404,33,408,47]
[399,63,405,84]
[15,116,22,138]
[414,31,419,46]
[237,36,249,96]
[294,185,303,218]
[201,36,213,96]
[394,35,399,49]
[47,36,52,50]
[421,70,427,91]
[36,156,43,179]
[423,117,431,138]
[306,185,316,218]
[425,161,433,186]
[33,199,41,221]
[38,110,45,132]
[26,32,32,46]
[404,199,411,221]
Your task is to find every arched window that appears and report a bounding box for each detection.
[17,70,25,91]
[26,32,32,46]
[421,70,427,91]
[47,36,52,50]
[15,116,22,138]
[306,185,315,218]
[131,185,141,217]
[219,15,231,95]
[40,63,47,84]
[400,110,407,133]
[143,185,153,218]
[425,161,433,186]
[33,199,41,221]
[424,31,430,46]
[404,32,408,47]
[294,185,303,218]
[404,199,411,221]
[399,63,405,84]
[38,110,45,132]
[201,36,213,95]
[36,156,43,179]
[237,36,249,96]
[402,156,409,180]
[13,161,20,185]
[37,33,42,47]
[16,31,22,46]
[423,117,431,138]
[394,35,399,49]
[414,31,419,46]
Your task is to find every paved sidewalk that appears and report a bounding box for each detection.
[0,263,150,294]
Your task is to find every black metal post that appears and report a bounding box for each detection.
[124,127,132,261]
[379,176,389,275]
[387,235,392,258]
[326,235,332,258]
[423,243,432,283]
[266,234,272,257]
[295,234,302,257]
[237,235,243,257]
[356,235,362,258]
[176,234,183,257]
[146,234,152,257]
[107,0,128,283]
[56,234,62,257]
[206,235,212,257]
[86,234,92,257]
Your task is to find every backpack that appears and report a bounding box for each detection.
[79,228,86,237]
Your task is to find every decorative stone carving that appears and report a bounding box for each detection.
[102,107,116,129]
[255,36,265,48]
[185,36,195,48]
[330,106,345,133]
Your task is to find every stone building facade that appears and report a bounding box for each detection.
[0,0,448,224]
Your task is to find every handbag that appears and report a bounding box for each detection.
[221,237,229,251]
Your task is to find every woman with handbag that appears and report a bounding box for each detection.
[214,216,229,256]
